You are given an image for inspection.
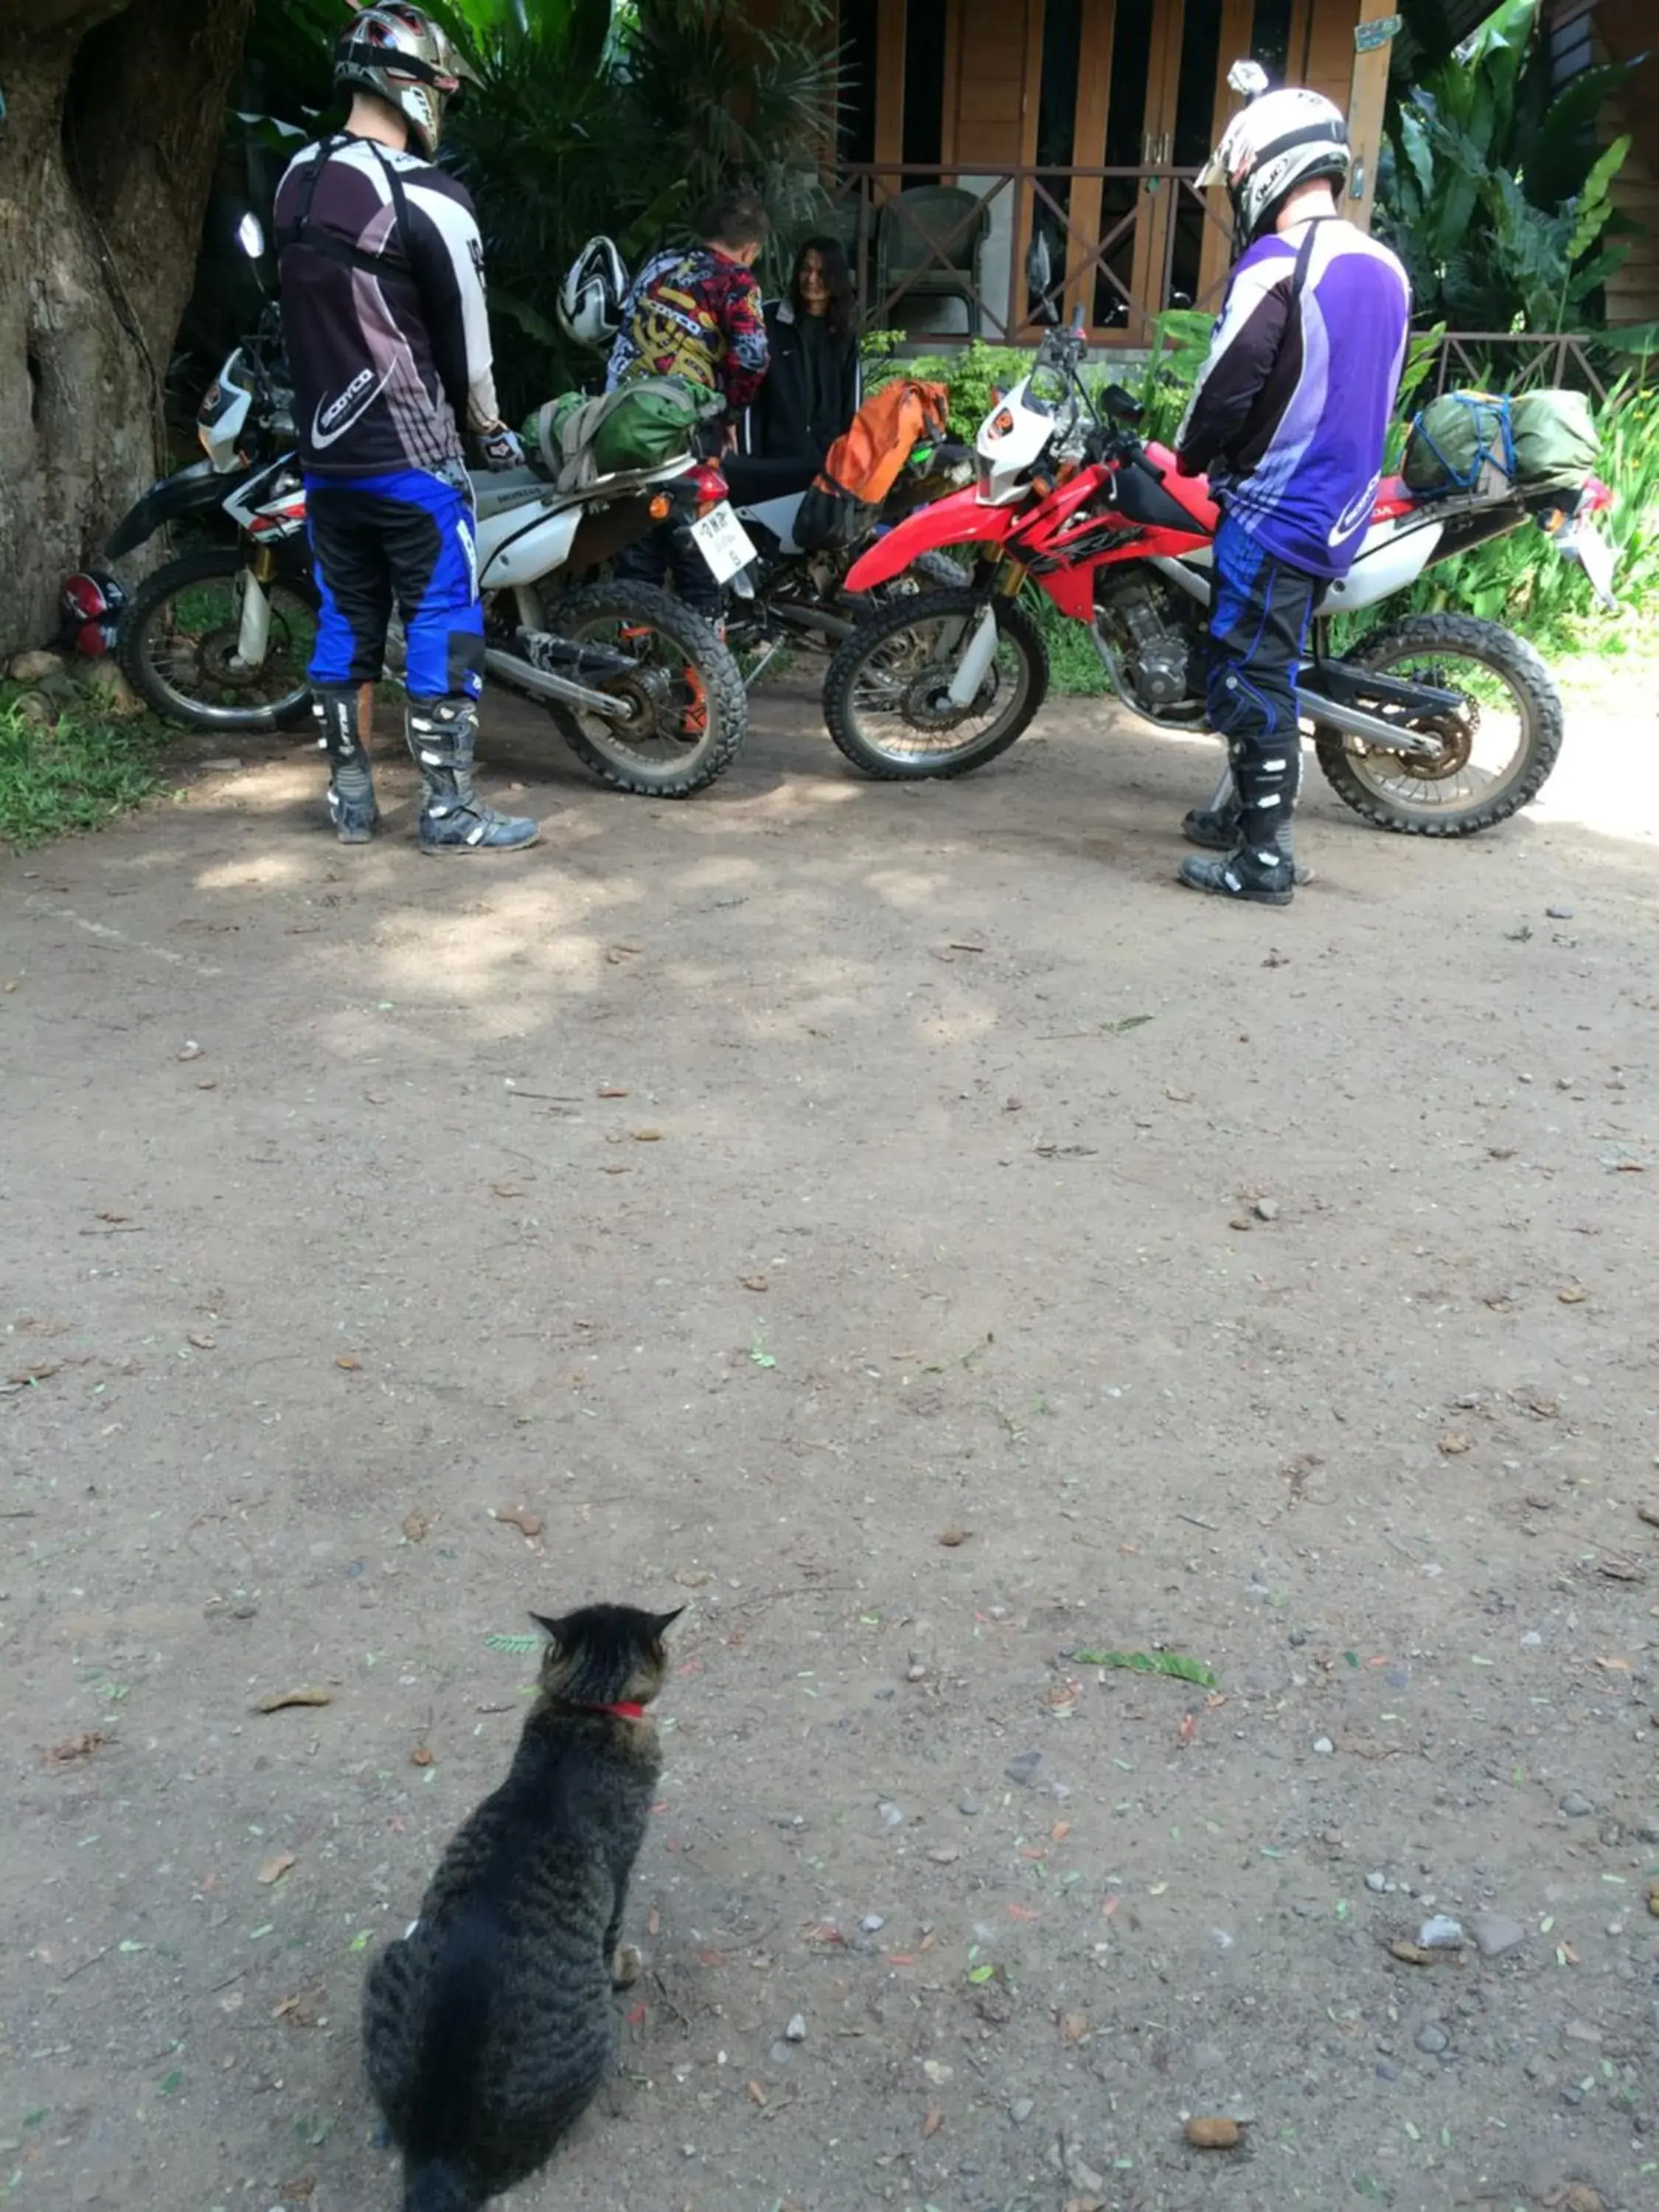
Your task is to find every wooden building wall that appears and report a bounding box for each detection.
[1548,0,1658,327]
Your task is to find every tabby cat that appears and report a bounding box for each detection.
[361,1603,681,2212]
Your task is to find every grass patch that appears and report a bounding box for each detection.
[1031,597,1112,698]
[0,689,170,849]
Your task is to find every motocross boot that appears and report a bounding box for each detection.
[1178,738,1298,906]
[313,685,378,844]
[406,697,539,855]
[1182,762,1311,884]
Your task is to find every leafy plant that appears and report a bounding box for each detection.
[1375,0,1644,333]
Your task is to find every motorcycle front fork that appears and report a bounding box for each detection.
[233,546,278,670]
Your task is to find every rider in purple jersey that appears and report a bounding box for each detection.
[1172,79,1411,907]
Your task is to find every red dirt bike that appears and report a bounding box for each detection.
[821,314,1617,835]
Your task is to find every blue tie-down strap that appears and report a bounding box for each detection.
[1415,393,1517,493]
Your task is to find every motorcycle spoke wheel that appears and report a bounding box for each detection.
[119,549,316,731]
[545,584,748,798]
[1312,613,1563,837]
[822,587,1048,779]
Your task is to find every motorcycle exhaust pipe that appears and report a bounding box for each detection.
[946,605,1001,709]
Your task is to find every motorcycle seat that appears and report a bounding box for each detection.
[470,467,554,520]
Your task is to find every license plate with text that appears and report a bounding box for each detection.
[689,503,757,585]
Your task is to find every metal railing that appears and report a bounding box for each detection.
[830,161,1234,346]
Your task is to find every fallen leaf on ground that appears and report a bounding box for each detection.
[597,1085,629,1098]
[1178,1711,1198,1744]
[632,1128,663,1142]
[747,2080,768,2107]
[1060,2010,1090,2043]
[42,1731,111,1766]
[1165,1085,1194,1103]
[7,1361,60,1385]
[1072,1649,1217,1687]
[1636,1503,1659,1529]
[490,1181,525,1199]
[1558,1284,1588,1304]
[177,1042,204,1061]
[938,1526,970,1546]
[411,1747,434,1767]
[1437,1430,1472,1455]
[257,1853,296,1885]
[647,1907,661,1935]
[605,944,642,963]
[335,1355,361,1371]
[491,1505,543,1540]
[97,1210,131,1223]
[1186,2117,1242,2149]
[673,1566,711,1588]
[401,1509,434,1543]
[1599,1555,1646,1582]
[740,1274,769,1291]
[254,1687,334,1714]
[273,1985,327,2027]
[923,2107,944,2137]
[1388,1939,1436,1964]
[187,1330,216,1351]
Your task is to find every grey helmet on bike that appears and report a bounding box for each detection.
[559,237,630,350]
[1197,73,1351,243]
[334,4,472,159]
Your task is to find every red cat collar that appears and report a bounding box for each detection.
[580,1700,646,1719]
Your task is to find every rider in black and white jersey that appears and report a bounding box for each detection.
[275,3,535,852]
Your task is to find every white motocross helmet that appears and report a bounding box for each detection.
[559,237,629,350]
[1198,65,1352,243]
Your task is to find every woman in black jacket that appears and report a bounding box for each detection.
[745,236,861,481]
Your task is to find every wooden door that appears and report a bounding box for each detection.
[1060,0,1241,341]
[1127,0,1187,337]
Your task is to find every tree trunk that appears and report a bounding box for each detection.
[0,0,251,662]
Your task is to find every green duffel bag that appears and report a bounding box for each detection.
[522,376,718,492]
[1509,388,1599,491]
[1402,390,1514,496]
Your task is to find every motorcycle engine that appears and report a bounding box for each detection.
[1096,577,1201,715]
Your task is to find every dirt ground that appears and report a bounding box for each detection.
[4,661,1659,2212]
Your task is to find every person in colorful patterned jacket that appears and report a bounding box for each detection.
[605,189,771,619]
[1173,82,1410,908]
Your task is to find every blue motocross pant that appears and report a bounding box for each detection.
[1205,514,1317,859]
[305,467,484,701]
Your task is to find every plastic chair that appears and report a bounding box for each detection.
[877,186,988,335]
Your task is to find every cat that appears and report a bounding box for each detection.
[361,1602,681,2212]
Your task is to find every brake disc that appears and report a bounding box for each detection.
[898,667,999,731]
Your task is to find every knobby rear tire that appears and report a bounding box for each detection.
[543,582,748,798]
[1312,612,1563,836]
